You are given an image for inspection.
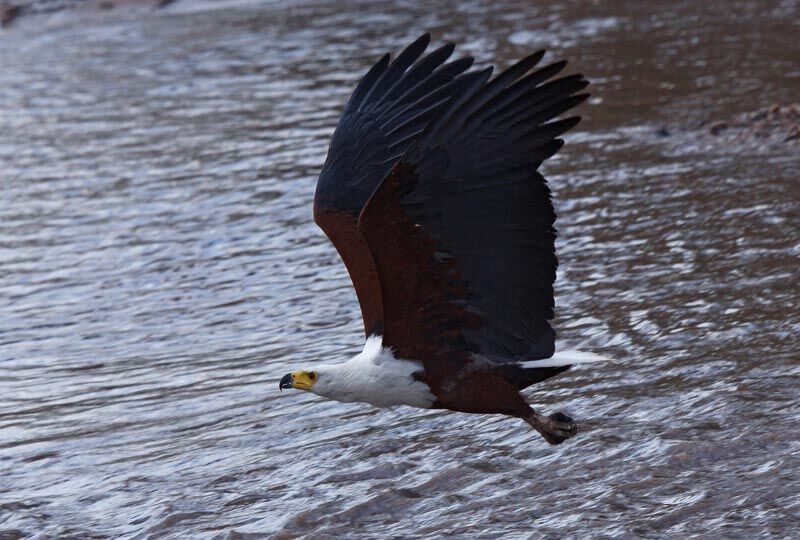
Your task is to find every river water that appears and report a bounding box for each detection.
[1,0,799,538]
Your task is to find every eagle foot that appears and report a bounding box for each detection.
[523,410,578,445]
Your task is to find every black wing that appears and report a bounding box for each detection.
[358,51,588,384]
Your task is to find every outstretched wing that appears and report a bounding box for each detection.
[314,34,475,336]
[358,52,589,370]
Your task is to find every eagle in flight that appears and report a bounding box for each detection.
[279,34,608,444]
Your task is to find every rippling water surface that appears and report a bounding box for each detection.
[1,0,799,538]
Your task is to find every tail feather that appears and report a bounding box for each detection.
[518,349,613,369]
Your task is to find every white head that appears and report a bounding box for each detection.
[278,337,435,408]
[278,363,345,399]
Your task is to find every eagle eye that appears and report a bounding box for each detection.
[309,372,317,380]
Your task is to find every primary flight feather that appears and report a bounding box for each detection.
[280,34,606,444]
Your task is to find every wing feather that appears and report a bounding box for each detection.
[358,50,589,390]
[313,35,475,336]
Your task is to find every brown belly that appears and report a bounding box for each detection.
[430,370,533,417]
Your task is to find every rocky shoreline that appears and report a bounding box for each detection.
[704,104,800,142]
[652,104,800,146]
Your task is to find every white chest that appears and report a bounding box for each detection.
[314,338,436,409]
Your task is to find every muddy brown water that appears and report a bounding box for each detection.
[1,0,799,538]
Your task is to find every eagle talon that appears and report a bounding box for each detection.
[549,411,575,424]
[523,411,579,445]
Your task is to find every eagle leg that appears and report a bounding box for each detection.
[522,410,578,445]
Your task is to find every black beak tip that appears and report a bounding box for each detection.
[279,373,293,391]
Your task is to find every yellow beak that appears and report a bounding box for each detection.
[278,371,316,391]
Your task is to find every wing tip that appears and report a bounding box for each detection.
[405,32,432,56]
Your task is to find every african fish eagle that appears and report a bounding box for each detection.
[279,34,609,444]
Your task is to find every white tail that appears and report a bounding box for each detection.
[518,349,613,369]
